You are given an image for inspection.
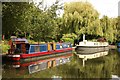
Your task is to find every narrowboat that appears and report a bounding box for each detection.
[75,34,109,54]
[75,40,109,54]
[6,40,73,61]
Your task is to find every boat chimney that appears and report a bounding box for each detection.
[83,34,85,41]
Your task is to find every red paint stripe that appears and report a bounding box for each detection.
[20,48,73,59]
[11,57,20,61]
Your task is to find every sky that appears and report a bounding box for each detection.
[88,0,119,18]
[34,0,119,18]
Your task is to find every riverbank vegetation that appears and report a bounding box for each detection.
[2,1,120,44]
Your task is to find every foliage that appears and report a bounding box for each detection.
[61,33,77,43]
[2,1,119,43]
[28,40,37,44]
[62,2,100,36]
[2,2,36,39]
[1,41,10,54]
[117,17,120,42]
[100,16,118,43]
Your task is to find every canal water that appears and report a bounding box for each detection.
[2,49,120,79]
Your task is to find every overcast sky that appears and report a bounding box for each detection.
[34,0,119,18]
[88,0,119,18]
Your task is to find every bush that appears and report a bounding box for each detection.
[1,41,10,54]
[28,40,37,44]
[61,38,73,43]
[61,33,77,44]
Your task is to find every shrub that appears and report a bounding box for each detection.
[61,33,77,44]
[28,40,37,44]
[1,41,10,54]
[61,38,73,43]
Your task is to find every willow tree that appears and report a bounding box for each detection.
[117,16,120,41]
[110,18,118,42]
[62,2,102,37]
[100,16,117,43]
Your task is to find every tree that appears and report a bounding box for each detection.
[100,16,118,43]
[62,2,100,37]
[2,2,36,39]
[31,1,62,42]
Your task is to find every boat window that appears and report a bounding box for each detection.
[29,44,48,53]
[35,46,40,52]
[29,45,35,53]
[56,44,60,50]
[15,43,26,53]
[40,44,47,52]
[60,45,62,49]
[67,43,72,48]
[62,43,68,48]
[68,44,70,47]
[16,44,21,50]
[68,43,72,48]
[94,43,98,45]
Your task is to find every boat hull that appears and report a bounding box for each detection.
[75,41,109,54]
[7,55,21,61]
[6,48,73,61]
[76,46,109,54]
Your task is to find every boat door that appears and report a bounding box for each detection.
[48,42,56,51]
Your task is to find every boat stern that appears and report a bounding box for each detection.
[7,54,20,61]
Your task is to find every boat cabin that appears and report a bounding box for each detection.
[8,39,72,54]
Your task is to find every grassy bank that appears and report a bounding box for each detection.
[1,40,10,54]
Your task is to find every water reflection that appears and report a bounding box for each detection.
[72,49,120,78]
[75,50,109,66]
[28,54,72,74]
[2,52,73,78]
[2,50,120,78]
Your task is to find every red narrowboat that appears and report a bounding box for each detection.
[6,39,73,61]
